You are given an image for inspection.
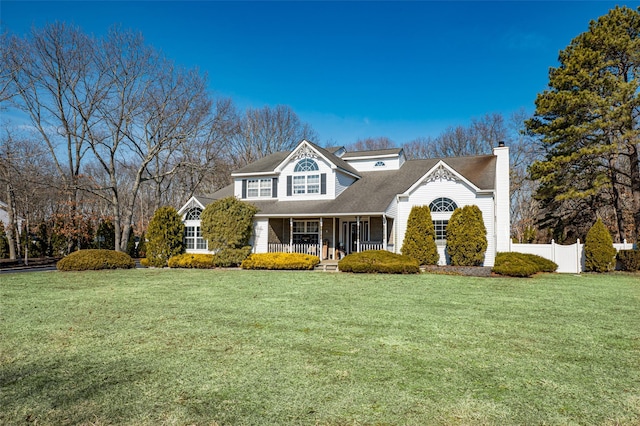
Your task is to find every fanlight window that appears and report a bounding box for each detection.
[374,161,386,167]
[185,207,202,220]
[294,158,319,172]
[429,197,457,213]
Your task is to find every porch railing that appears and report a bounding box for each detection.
[360,241,384,251]
[268,243,320,256]
[268,241,386,255]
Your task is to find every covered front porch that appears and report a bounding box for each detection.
[262,215,394,260]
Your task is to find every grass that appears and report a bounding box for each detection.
[1,269,639,425]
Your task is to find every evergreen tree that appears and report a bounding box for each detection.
[446,205,487,266]
[201,197,258,251]
[0,222,9,259]
[401,205,439,265]
[584,218,617,272]
[95,219,116,250]
[144,206,184,267]
[526,6,640,243]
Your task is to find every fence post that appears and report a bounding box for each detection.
[551,239,555,264]
[576,238,581,273]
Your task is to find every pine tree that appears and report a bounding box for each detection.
[526,6,640,243]
[144,206,184,267]
[401,205,439,265]
[446,205,487,266]
[584,218,617,272]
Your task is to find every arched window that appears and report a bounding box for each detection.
[374,161,386,167]
[429,197,457,213]
[185,207,202,220]
[294,158,319,172]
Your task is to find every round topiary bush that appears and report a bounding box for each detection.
[57,249,135,271]
[401,205,439,265]
[338,250,420,274]
[584,218,616,273]
[446,205,487,266]
[492,252,558,277]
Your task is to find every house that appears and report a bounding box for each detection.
[178,139,510,267]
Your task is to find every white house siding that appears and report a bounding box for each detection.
[278,155,336,200]
[345,156,402,172]
[335,172,356,198]
[251,218,269,253]
[396,179,497,267]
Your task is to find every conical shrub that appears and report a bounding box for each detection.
[584,218,616,272]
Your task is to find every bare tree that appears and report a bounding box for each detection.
[228,104,318,169]
[347,136,395,151]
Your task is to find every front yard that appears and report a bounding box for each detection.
[1,269,639,425]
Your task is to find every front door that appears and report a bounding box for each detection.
[350,222,358,253]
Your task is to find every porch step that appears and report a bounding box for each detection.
[314,261,339,272]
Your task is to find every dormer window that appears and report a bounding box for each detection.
[247,178,272,198]
[374,161,386,167]
[294,158,319,172]
[287,158,326,196]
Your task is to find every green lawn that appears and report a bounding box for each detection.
[1,269,639,425]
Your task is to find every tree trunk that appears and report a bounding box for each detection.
[4,183,17,260]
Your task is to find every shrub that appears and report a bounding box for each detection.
[338,250,420,274]
[446,205,488,266]
[584,218,616,272]
[168,253,216,269]
[56,249,135,271]
[241,252,320,270]
[144,206,184,267]
[214,246,252,267]
[492,252,557,277]
[201,197,258,251]
[617,250,640,272]
[401,205,439,265]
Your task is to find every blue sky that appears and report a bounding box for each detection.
[2,1,637,146]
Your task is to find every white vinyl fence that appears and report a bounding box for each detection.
[510,240,635,273]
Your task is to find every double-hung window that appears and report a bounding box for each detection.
[247,178,272,198]
[184,226,207,250]
[290,159,321,195]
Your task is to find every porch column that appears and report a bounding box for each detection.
[333,217,336,259]
[289,217,293,253]
[319,217,323,259]
[357,216,361,253]
[383,215,387,251]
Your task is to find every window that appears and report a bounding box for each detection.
[374,161,385,167]
[292,174,320,194]
[293,221,319,244]
[184,226,207,250]
[433,220,448,242]
[185,207,202,220]
[294,158,319,172]
[247,178,272,198]
[429,197,457,212]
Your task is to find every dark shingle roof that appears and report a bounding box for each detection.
[341,148,404,158]
[230,140,360,178]
[194,154,496,216]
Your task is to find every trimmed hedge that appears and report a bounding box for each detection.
[57,249,135,271]
[401,205,439,265]
[617,250,640,272]
[241,252,320,270]
[446,205,487,266]
[492,252,558,277]
[338,250,420,274]
[168,253,215,269]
